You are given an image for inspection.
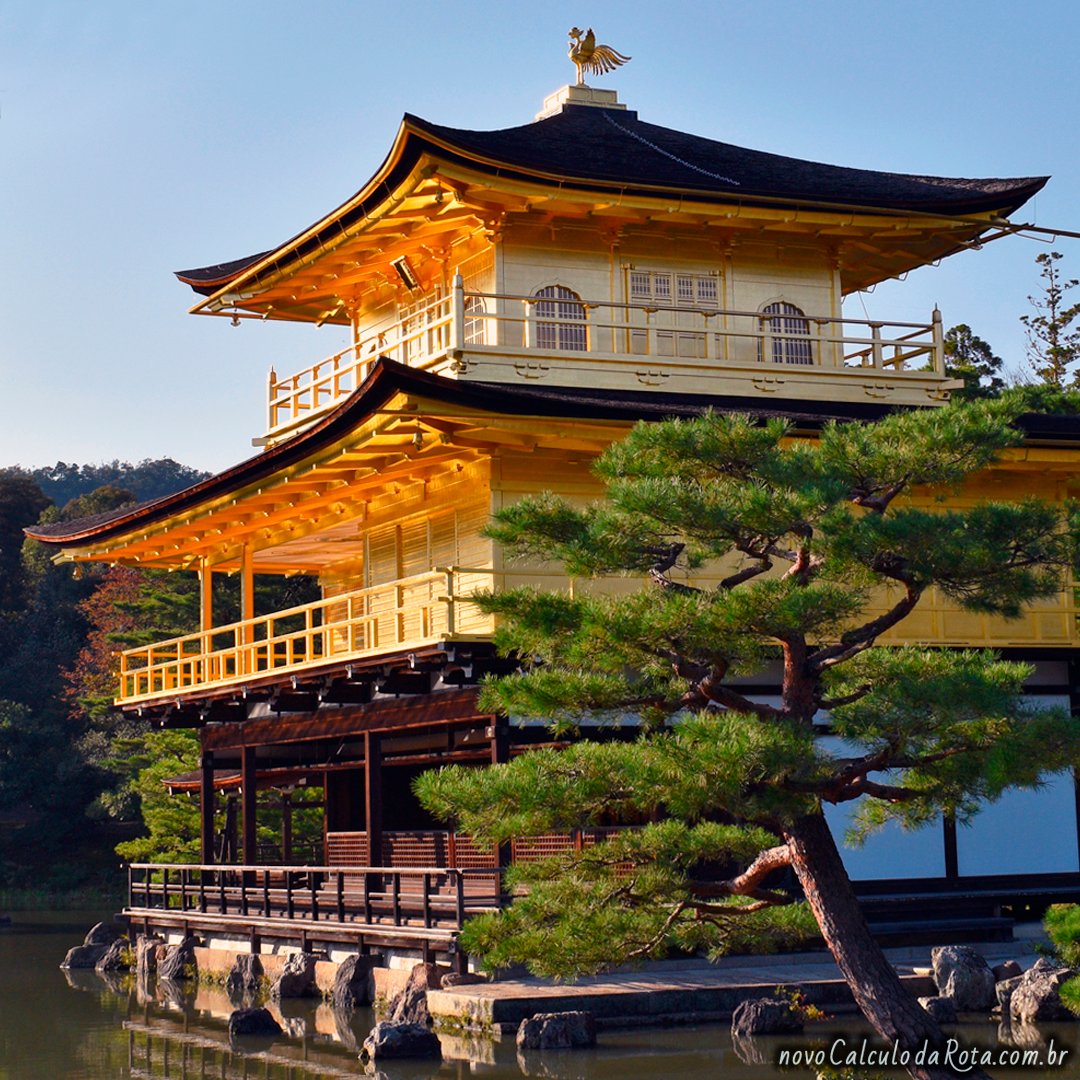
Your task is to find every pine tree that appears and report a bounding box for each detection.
[943,324,1004,400]
[1021,251,1080,387]
[417,399,1079,1078]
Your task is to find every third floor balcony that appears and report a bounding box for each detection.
[262,277,950,443]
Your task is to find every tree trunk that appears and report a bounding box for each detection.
[785,812,991,1080]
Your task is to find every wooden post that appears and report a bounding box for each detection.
[199,560,214,683]
[200,749,215,865]
[490,720,511,901]
[450,272,465,354]
[241,745,257,866]
[240,544,255,660]
[281,792,293,865]
[931,305,945,375]
[364,732,383,866]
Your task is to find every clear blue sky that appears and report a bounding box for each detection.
[2,1,1078,474]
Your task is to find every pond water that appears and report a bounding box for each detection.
[3,911,1079,1079]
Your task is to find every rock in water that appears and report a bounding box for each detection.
[95,937,132,973]
[1010,962,1077,1024]
[993,960,1023,983]
[84,921,125,946]
[517,1011,598,1049]
[730,997,804,1037]
[918,996,958,1024]
[228,1007,282,1037]
[331,955,376,1010]
[269,951,319,999]
[158,937,198,981]
[226,954,264,1000]
[60,944,107,970]
[931,945,996,1011]
[361,1021,441,1061]
[385,962,440,1026]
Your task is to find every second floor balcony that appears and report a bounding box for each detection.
[116,565,1077,711]
[263,277,949,442]
[117,567,494,707]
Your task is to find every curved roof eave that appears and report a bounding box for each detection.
[175,109,1048,308]
[29,358,1080,552]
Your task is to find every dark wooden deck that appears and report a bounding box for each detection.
[125,862,502,963]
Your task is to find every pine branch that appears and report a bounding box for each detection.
[818,684,873,709]
[809,581,921,671]
[688,844,792,904]
[719,559,773,590]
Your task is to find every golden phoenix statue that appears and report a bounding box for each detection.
[568,28,631,86]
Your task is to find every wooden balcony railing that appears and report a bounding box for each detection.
[126,861,497,933]
[264,276,947,438]
[116,567,494,705]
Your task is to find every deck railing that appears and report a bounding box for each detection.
[116,567,494,705]
[266,276,946,437]
[126,862,497,932]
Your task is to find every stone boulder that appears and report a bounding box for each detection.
[84,921,125,947]
[993,960,1023,983]
[730,997,804,1037]
[60,944,107,970]
[918,996,958,1024]
[95,937,132,973]
[331,955,375,1010]
[386,962,440,1026]
[996,974,1023,1012]
[226,954,264,1000]
[228,1007,282,1038]
[517,1011,598,1050]
[158,937,198,981]
[441,971,487,988]
[135,936,164,977]
[931,945,996,1011]
[361,1021,442,1061]
[269,951,319,1000]
[1009,961,1077,1024]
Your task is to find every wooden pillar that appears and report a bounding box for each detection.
[241,745,257,866]
[239,544,255,669]
[198,561,214,631]
[490,719,512,895]
[200,749,215,865]
[943,814,958,882]
[281,792,293,865]
[364,732,383,866]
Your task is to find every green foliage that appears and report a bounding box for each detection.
[110,730,204,864]
[943,324,1005,400]
[1003,382,1080,416]
[6,457,209,507]
[419,402,1080,980]
[1021,251,1080,388]
[1044,904,1080,969]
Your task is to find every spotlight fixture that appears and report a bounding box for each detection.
[391,255,420,291]
[230,313,241,327]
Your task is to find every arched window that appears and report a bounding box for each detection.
[533,285,587,351]
[758,301,813,365]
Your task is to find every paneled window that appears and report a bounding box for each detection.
[758,301,813,365]
[627,269,719,358]
[629,270,718,308]
[533,285,587,351]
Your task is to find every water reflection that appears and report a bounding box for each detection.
[10,913,1080,1079]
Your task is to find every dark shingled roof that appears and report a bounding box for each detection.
[26,360,1080,548]
[175,105,1048,298]
[409,107,1047,215]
